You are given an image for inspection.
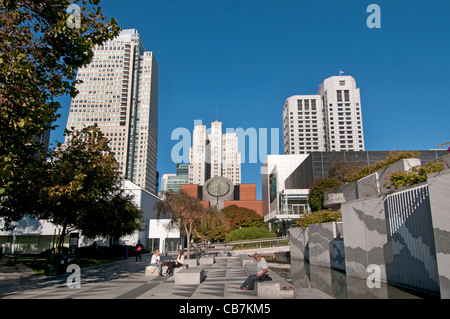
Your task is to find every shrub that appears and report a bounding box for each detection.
[294,209,342,228]
[224,227,275,242]
[344,151,420,183]
[384,161,444,189]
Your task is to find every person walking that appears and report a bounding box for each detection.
[236,253,269,291]
[135,240,144,262]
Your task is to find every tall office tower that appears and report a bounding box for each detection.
[282,75,364,154]
[188,124,209,185]
[318,75,364,152]
[283,95,326,155]
[65,29,159,194]
[188,120,241,186]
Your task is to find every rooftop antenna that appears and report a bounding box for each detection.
[216,107,218,121]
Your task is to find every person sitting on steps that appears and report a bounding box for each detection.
[236,253,269,291]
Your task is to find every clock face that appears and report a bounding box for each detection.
[206,179,230,197]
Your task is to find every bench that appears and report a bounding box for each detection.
[145,264,185,277]
[239,254,294,299]
[5,251,23,265]
[198,255,215,265]
[174,267,205,285]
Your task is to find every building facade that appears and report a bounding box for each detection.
[283,75,364,155]
[261,155,309,224]
[181,180,263,216]
[160,163,189,196]
[65,29,159,194]
[188,120,241,186]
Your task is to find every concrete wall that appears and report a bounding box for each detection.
[341,183,441,296]
[341,195,391,282]
[289,222,345,272]
[289,227,309,262]
[428,167,450,298]
[308,222,345,272]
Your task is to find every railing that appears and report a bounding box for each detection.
[193,237,290,255]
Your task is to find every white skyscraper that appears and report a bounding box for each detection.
[283,95,326,154]
[66,29,159,194]
[318,75,365,152]
[188,120,241,186]
[283,75,364,154]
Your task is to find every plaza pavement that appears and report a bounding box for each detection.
[0,254,265,299]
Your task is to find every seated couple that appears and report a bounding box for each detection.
[150,249,185,277]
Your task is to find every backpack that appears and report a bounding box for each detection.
[258,273,272,281]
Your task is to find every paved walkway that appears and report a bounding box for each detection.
[0,255,263,299]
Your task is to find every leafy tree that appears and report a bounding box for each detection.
[155,191,207,259]
[308,178,342,212]
[41,125,142,251]
[222,205,266,230]
[0,0,120,224]
[197,206,229,242]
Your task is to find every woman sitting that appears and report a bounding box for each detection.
[166,249,186,276]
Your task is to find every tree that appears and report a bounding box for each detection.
[221,205,266,230]
[155,191,207,259]
[0,0,120,224]
[41,125,142,251]
[308,178,342,212]
[197,206,229,242]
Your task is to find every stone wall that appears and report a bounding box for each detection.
[428,168,450,298]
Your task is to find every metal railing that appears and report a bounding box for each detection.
[193,237,290,255]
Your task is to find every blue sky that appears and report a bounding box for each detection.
[50,0,450,199]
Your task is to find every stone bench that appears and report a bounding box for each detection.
[174,267,205,285]
[239,254,294,299]
[145,265,185,277]
[198,255,215,265]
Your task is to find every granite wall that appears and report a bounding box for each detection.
[428,168,450,298]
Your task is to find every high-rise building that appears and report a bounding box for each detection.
[160,163,189,196]
[283,95,326,154]
[65,29,159,194]
[188,120,241,186]
[283,75,364,155]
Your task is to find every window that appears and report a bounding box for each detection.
[297,99,302,111]
[337,90,342,102]
[344,90,350,102]
[304,99,309,111]
[311,99,316,110]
